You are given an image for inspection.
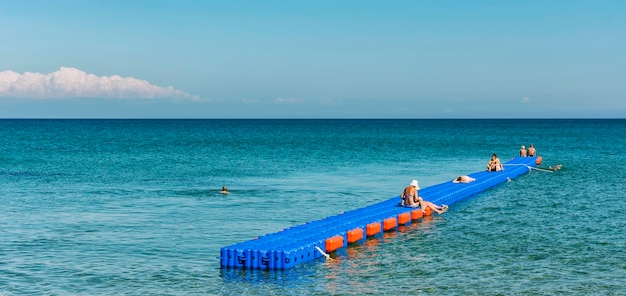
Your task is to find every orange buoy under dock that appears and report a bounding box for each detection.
[220,156,540,270]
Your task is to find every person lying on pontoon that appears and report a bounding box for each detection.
[401,180,448,214]
[453,175,476,183]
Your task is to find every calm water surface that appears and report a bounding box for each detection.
[0,119,624,295]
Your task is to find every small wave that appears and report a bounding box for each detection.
[0,170,45,177]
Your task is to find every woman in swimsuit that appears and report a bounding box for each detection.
[400,180,419,207]
[401,180,448,214]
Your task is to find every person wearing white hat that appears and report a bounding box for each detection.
[400,180,448,214]
[520,145,527,157]
[400,180,420,207]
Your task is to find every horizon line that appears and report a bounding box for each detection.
[1,117,624,120]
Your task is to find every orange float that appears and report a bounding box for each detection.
[347,228,364,243]
[383,217,397,231]
[366,222,381,236]
[397,212,411,225]
[411,209,424,220]
[325,235,344,253]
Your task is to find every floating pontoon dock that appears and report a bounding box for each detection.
[220,156,540,270]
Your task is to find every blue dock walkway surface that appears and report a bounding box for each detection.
[220,156,540,270]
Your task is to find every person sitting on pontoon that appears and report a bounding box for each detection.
[486,154,504,172]
[527,144,536,157]
[401,180,448,214]
[400,180,419,207]
[520,145,527,157]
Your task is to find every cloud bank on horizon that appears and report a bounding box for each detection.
[0,67,199,100]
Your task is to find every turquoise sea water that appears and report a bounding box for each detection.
[0,119,624,295]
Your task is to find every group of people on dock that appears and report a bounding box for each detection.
[403,146,541,214]
[486,144,537,172]
[519,144,536,157]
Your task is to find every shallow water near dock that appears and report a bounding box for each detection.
[1,119,624,295]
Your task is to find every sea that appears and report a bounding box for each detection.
[0,119,624,295]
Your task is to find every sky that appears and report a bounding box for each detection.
[1,0,625,118]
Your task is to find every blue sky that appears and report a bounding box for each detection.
[1,0,624,118]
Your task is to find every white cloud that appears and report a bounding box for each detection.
[274,97,304,104]
[241,98,261,104]
[0,67,199,100]
[318,98,338,106]
[522,96,530,103]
